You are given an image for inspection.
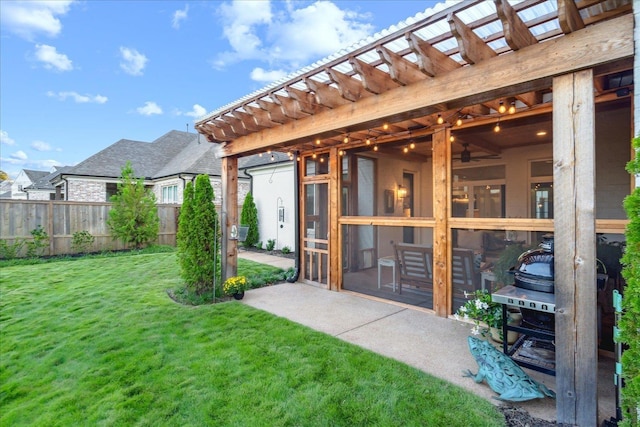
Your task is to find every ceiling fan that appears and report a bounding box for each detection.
[456,143,501,163]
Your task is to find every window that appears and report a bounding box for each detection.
[530,160,553,219]
[452,165,506,218]
[162,185,178,204]
[106,183,118,201]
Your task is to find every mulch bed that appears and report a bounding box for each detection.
[499,405,559,426]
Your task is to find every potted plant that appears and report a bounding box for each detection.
[223,276,248,300]
[455,290,521,343]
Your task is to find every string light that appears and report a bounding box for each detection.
[456,117,463,126]
[383,123,389,130]
[498,101,506,114]
[494,121,501,133]
[403,146,409,154]
[315,138,321,145]
[373,145,379,152]
[365,138,371,145]
[270,154,275,161]
[450,135,455,142]
[343,135,349,143]
[508,102,516,114]
[339,149,344,156]
[437,114,444,125]
[312,153,317,159]
[409,141,415,150]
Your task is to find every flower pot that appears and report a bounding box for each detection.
[232,291,245,300]
[490,311,522,344]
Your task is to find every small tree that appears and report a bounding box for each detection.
[107,162,159,249]
[620,135,640,426]
[177,175,220,295]
[240,192,259,247]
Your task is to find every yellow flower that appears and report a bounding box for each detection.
[223,276,247,295]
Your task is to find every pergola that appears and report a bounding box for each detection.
[196,1,634,424]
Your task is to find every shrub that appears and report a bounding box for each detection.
[240,192,259,248]
[281,246,291,254]
[107,162,159,249]
[71,230,95,254]
[266,239,276,251]
[25,225,49,258]
[255,241,263,250]
[0,239,25,260]
[177,175,221,295]
[620,135,640,426]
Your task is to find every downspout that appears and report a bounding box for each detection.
[286,151,301,282]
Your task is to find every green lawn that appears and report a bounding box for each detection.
[0,253,505,426]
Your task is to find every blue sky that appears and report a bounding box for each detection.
[0,0,445,179]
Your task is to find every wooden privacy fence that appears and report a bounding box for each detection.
[0,200,190,257]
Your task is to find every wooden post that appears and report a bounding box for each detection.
[432,126,451,317]
[329,147,339,291]
[553,70,597,426]
[221,156,238,281]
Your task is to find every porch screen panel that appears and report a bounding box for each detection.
[303,182,329,285]
[342,225,433,310]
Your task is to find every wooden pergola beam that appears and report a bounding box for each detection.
[349,57,400,94]
[558,0,585,34]
[256,99,289,124]
[272,94,310,120]
[244,104,279,128]
[448,12,496,64]
[285,86,328,115]
[304,77,351,108]
[231,110,264,132]
[217,14,632,157]
[406,32,461,77]
[376,45,427,85]
[494,0,538,50]
[326,67,372,102]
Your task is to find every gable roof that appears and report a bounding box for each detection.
[26,166,73,191]
[21,169,49,183]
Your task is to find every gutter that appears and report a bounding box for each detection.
[286,151,300,283]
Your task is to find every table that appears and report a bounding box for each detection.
[377,256,397,292]
[492,285,556,375]
[480,270,496,292]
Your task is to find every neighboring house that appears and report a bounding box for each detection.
[53,130,255,205]
[23,166,72,200]
[243,152,295,251]
[0,180,13,199]
[11,169,49,200]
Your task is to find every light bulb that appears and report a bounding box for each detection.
[373,145,378,151]
[343,135,349,143]
[312,153,317,159]
[437,114,444,125]
[456,118,462,126]
[315,139,321,145]
[498,101,506,114]
[409,142,415,149]
[383,123,389,130]
[403,146,409,153]
[365,138,371,145]
[339,149,344,156]
[450,135,455,142]
[494,122,501,133]
[508,102,516,114]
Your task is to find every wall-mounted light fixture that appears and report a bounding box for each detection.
[397,185,408,199]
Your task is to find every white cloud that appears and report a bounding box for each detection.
[172,5,189,29]
[180,104,207,118]
[10,150,28,161]
[34,44,73,71]
[250,67,287,83]
[47,91,108,104]
[1,130,16,146]
[119,47,148,76]
[214,0,373,72]
[31,141,52,152]
[0,1,75,41]
[136,101,163,116]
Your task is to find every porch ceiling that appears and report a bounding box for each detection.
[195,0,633,159]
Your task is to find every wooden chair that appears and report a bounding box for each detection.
[394,243,433,294]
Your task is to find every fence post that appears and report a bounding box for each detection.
[48,201,54,256]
